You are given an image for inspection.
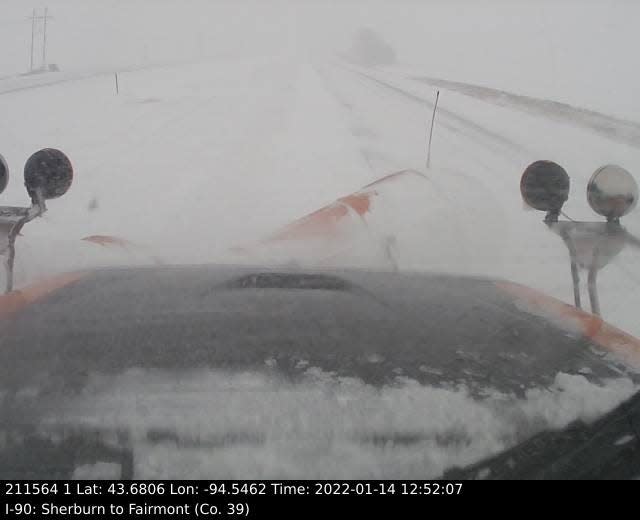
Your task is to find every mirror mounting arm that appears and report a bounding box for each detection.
[544,220,630,317]
[29,188,47,219]
[544,210,560,224]
[587,257,601,316]
[0,148,72,294]
[547,220,583,310]
[1,194,48,294]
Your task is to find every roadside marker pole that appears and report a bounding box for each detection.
[427,90,440,169]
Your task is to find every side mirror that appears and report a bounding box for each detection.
[587,164,638,220]
[520,160,570,214]
[520,160,639,316]
[0,154,8,195]
[24,148,73,203]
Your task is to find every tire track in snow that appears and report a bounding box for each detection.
[311,63,405,178]
[344,66,536,162]
[326,62,526,189]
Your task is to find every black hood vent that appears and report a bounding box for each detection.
[221,272,354,292]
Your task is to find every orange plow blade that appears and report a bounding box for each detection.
[497,281,640,369]
[231,170,427,265]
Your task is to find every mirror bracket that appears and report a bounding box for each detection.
[545,220,632,316]
[523,161,639,317]
[544,210,560,224]
[0,149,72,294]
[0,198,48,294]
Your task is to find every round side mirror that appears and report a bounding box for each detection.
[587,165,638,220]
[0,154,8,195]
[520,160,570,212]
[24,148,73,201]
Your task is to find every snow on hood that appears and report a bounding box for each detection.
[30,367,637,479]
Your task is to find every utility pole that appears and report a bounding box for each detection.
[29,8,36,72]
[42,7,49,69]
[26,8,53,72]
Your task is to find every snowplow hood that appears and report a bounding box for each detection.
[1,265,638,390]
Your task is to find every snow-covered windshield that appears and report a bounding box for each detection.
[36,369,637,479]
[0,1,639,479]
